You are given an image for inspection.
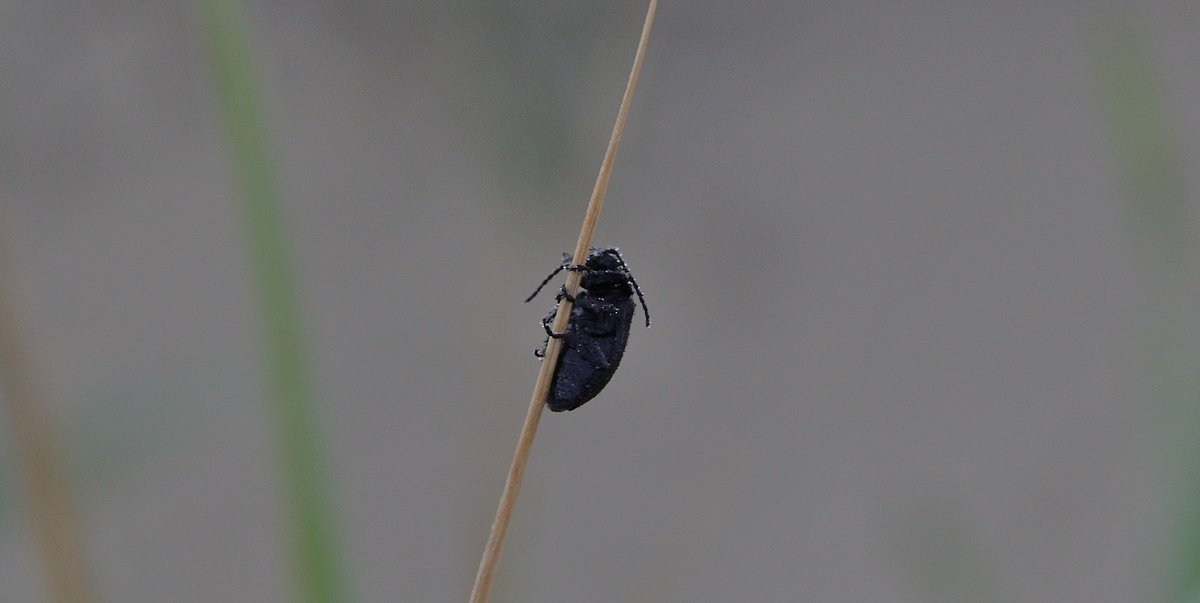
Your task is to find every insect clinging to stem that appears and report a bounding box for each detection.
[525,247,649,412]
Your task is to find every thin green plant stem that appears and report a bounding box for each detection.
[1092,17,1200,603]
[201,2,349,602]
[468,1,658,602]
[0,201,96,603]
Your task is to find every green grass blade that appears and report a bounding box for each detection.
[1092,17,1200,603]
[200,2,349,601]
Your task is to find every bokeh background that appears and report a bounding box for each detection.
[2,1,1200,601]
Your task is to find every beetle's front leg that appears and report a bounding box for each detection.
[558,252,590,274]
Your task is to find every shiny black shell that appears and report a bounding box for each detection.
[528,248,648,412]
[548,277,637,411]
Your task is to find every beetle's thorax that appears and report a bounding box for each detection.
[579,275,633,296]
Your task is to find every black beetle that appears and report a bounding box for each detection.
[525,247,650,412]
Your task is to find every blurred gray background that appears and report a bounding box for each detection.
[2,1,1198,601]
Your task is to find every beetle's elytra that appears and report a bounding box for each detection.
[525,247,649,412]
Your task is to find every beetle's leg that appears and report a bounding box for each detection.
[555,285,576,303]
[534,316,552,356]
[565,252,593,273]
[541,314,568,339]
[560,252,587,272]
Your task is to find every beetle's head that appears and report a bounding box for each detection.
[585,247,623,271]
[581,248,632,292]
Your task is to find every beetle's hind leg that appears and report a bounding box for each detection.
[534,309,559,357]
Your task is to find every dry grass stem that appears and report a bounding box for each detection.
[0,202,96,603]
[468,2,658,601]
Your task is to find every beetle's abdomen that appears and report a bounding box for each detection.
[546,293,635,412]
[548,347,620,411]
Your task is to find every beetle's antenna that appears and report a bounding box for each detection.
[609,248,650,326]
[523,264,565,303]
[525,253,578,302]
[631,277,651,327]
